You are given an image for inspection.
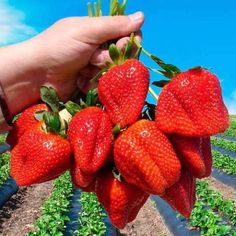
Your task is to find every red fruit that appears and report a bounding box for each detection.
[10,122,72,186]
[7,104,48,147]
[170,135,212,178]
[68,107,113,174]
[95,170,149,229]
[70,165,95,190]
[98,59,149,128]
[162,170,196,218]
[155,68,229,137]
[114,120,181,195]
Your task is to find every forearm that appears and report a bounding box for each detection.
[0,40,44,118]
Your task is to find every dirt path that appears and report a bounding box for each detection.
[207,177,236,201]
[119,198,172,236]
[0,181,53,236]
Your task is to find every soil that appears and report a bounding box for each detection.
[119,198,172,236]
[0,181,53,236]
[207,177,236,201]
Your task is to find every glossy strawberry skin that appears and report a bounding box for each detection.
[70,164,95,190]
[156,68,229,137]
[95,170,149,229]
[162,170,196,218]
[114,120,181,195]
[68,107,113,174]
[7,104,48,148]
[170,135,212,178]
[98,59,149,128]
[10,122,72,186]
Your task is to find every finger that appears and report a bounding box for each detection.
[79,64,100,78]
[90,49,112,68]
[78,12,144,44]
[116,31,142,50]
[77,74,98,93]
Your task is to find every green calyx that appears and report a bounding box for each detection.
[88,0,127,17]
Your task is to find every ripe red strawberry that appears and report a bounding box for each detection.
[114,120,181,195]
[70,164,95,189]
[170,135,212,178]
[155,68,229,137]
[162,170,196,218]
[68,107,113,174]
[10,121,72,186]
[98,59,149,128]
[95,170,149,229]
[7,104,48,147]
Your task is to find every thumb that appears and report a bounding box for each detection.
[78,12,144,44]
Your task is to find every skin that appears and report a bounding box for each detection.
[0,12,144,120]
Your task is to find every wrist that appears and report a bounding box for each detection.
[0,39,45,117]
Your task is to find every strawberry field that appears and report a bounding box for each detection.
[0,117,235,236]
[0,1,235,236]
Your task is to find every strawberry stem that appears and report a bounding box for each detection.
[112,124,121,135]
[148,87,159,101]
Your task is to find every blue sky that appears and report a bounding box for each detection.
[0,0,235,114]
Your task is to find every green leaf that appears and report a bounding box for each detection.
[40,86,63,112]
[124,40,133,60]
[152,80,170,88]
[86,89,98,106]
[109,44,122,64]
[43,111,61,133]
[64,101,81,116]
[34,110,47,121]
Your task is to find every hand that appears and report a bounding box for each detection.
[0,12,144,116]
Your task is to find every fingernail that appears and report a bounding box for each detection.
[128,11,144,22]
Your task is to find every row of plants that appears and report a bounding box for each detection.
[212,151,236,175]
[189,180,236,236]
[0,152,10,186]
[75,192,107,236]
[29,172,73,236]
[223,118,236,137]
[196,181,236,225]
[211,137,236,153]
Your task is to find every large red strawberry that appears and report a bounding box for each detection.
[170,135,212,178]
[95,169,149,229]
[7,104,48,147]
[68,107,113,174]
[70,164,95,189]
[114,120,181,195]
[98,59,149,128]
[155,68,229,137]
[162,170,196,218]
[10,121,72,186]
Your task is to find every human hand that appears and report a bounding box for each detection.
[30,12,144,98]
[0,12,144,116]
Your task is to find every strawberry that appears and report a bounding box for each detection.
[6,104,48,147]
[98,59,149,128]
[10,121,72,186]
[68,107,113,174]
[170,135,212,178]
[114,120,181,195]
[95,170,149,229]
[155,68,229,137]
[162,170,196,218]
[70,164,95,189]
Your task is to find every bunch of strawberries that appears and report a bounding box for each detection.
[6,1,229,229]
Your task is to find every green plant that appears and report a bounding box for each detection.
[196,181,236,225]
[0,152,10,186]
[75,192,106,236]
[29,172,73,236]
[212,151,236,175]
[211,137,236,152]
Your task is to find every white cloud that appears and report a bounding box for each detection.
[225,90,236,115]
[0,0,37,46]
